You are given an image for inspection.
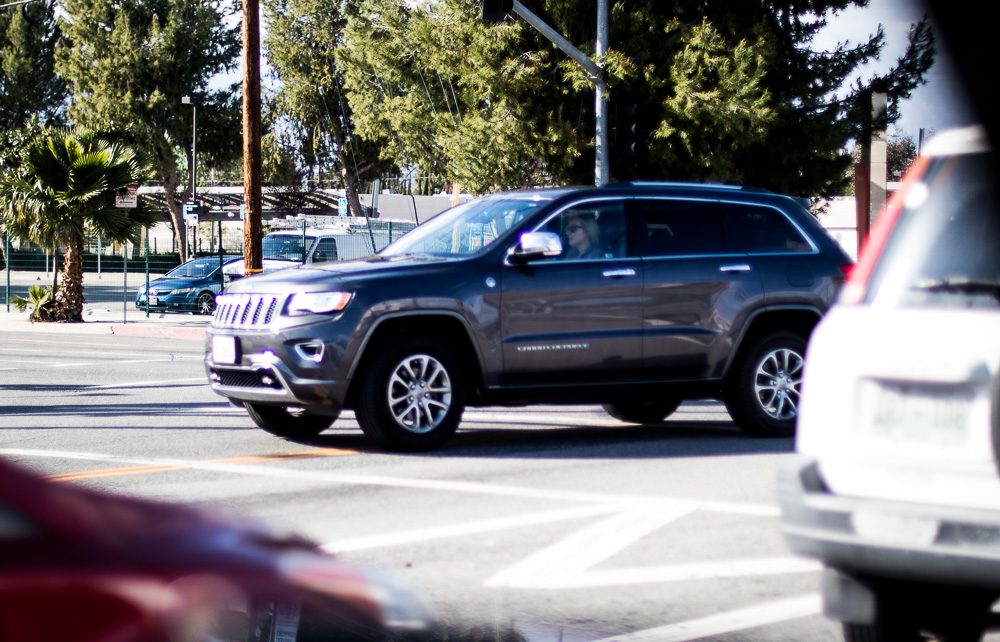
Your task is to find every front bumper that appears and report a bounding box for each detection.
[204,327,350,415]
[136,293,197,312]
[778,456,1000,591]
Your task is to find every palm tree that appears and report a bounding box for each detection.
[0,129,157,321]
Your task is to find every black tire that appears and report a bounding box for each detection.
[724,330,807,437]
[244,403,337,438]
[842,623,921,642]
[602,399,682,424]
[196,291,216,315]
[355,337,466,451]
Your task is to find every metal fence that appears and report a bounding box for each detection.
[1,216,419,315]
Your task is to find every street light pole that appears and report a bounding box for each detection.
[182,95,197,259]
[181,96,197,205]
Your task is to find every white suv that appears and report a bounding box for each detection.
[779,126,1000,642]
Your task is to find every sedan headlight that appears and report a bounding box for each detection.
[171,287,197,294]
[287,292,353,316]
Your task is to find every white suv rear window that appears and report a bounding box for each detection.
[866,152,1000,309]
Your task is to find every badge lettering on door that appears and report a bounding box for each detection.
[517,343,589,352]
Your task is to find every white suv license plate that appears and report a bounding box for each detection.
[212,336,238,365]
[866,383,972,446]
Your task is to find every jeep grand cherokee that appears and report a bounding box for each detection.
[205,182,852,451]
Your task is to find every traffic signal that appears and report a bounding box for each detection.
[482,0,512,23]
[617,100,638,160]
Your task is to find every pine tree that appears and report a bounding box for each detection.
[0,0,67,129]
[339,0,582,194]
[54,0,241,260]
[264,0,394,217]
[337,0,934,197]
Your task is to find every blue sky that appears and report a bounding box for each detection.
[813,0,976,141]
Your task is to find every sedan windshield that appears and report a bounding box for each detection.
[381,197,551,257]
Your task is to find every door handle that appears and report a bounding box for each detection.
[719,264,751,273]
[603,268,636,278]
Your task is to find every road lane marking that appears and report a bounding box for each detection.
[0,448,780,516]
[0,348,194,358]
[44,448,360,482]
[486,503,698,587]
[321,503,631,553]
[484,503,819,590]
[1,337,202,351]
[89,377,208,389]
[591,593,821,642]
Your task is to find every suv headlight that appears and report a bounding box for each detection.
[287,292,353,316]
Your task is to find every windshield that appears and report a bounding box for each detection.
[866,151,1000,309]
[381,197,550,257]
[263,234,315,261]
[165,258,232,279]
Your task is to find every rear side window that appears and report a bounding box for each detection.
[635,199,726,256]
[721,203,812,254]
[865,152,1000,309]
[313,238,339,262]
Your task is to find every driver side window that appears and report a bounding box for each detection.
[539,201,629,261]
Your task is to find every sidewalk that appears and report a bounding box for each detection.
[0,304,209,341]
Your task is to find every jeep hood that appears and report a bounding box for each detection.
[223,254,460,294]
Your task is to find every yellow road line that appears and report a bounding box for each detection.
[46,448,358,482]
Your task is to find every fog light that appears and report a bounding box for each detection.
[294,342,325,363]
[210,370,222,383]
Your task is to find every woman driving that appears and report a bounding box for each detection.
[563,214,604,260]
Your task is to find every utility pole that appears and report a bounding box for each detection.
[854,91,888,253]
[241,0,263,275]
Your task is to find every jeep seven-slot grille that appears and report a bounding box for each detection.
[213,294,282,328]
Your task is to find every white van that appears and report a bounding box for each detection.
[262,229,392,264]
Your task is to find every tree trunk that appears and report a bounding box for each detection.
[333,126,372,218]
[157,137,188,262]
[51,246,59,293]
[52,235,85,322]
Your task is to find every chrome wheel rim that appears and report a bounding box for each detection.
[198,293,215,314]
[387,353,452,433]
[753,348,803,421]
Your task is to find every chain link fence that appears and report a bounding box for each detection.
[1,216,419,316]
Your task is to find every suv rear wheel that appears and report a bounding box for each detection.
[602,399,681,424]
[724,330,806,437]
[245,403,338,438]
[355,337,466,451]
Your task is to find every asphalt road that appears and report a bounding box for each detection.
[0,330,844,642]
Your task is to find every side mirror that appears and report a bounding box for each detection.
[509,231,562,263]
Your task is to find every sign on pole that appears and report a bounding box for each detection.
[338,197,348,217]
[115,186,139,208]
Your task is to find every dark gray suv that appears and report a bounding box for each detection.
[205,183,852,451]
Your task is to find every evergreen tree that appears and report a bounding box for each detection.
[0,0,67,129]
[54,0,241,260]
[338,0,934,197]
[339,0,583,194]
[265,0,397,216]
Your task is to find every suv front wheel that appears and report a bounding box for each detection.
[355,337,466,451]
[724,330,806,437]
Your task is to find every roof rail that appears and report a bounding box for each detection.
[603,181,773,194]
